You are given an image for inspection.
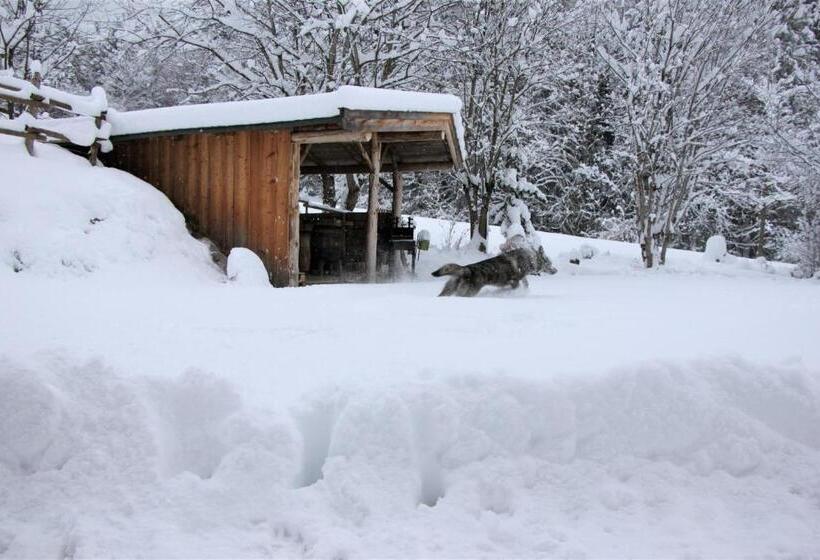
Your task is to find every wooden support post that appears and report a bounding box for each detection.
[366,132,381,282]
[288,141,301,286]
[391,163,404,276]
[391,165,404,220]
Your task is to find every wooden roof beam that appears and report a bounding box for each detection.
[300,161,454,175]
[292,130,372,144]
[442,126,461,168]
[379,130,445,143]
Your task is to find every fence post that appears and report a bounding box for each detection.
[28,66,42,119]
[89,112,104,166]
[23,65,43,156]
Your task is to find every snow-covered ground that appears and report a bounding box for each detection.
[2,141,820,558]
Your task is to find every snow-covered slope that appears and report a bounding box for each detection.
[1,144,819,558]
[0,138,218,282]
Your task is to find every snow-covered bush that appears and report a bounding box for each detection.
[498,195,556,274]
[226,248,270,286]
[498,196,540,252]
[703,235,730,263]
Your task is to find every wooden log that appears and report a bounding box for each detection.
[366,132,381,282]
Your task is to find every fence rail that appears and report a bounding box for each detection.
[0,68,109,164]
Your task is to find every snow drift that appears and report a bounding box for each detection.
[1,353,819,558]
[0,139,218,281]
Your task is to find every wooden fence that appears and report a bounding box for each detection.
[0,68,109,164]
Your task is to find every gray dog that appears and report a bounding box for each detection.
[432,247,557,297]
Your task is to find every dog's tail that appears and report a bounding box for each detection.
[431,263,469,277]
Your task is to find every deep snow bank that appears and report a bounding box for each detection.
[1,353,819,558]
[0,139,218,281]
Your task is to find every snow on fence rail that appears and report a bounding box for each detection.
[0,68,110,164]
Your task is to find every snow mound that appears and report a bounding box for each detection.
[226,248,270,286]
[0,139,218,281]
[2,353,818,557]
[703,235,730,263]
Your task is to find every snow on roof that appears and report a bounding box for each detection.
[108,86,464,149]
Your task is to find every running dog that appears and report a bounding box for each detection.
[431,247,556,297]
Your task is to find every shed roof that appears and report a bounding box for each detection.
[108,86,465,174]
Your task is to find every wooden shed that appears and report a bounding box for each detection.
[104,87,464,286]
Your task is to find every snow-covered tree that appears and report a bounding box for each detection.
[747,0,820,275]
[1,0,97,115]
[597,0,777,267]
[141,0,431,100]
[426,0,560,251]
[498,193,539,252]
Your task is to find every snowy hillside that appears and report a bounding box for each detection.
[0,138,219,282]
[2,145,820,558]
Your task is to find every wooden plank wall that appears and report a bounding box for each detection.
[108,130,299,287]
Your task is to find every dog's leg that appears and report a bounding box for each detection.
[521,277,529,289]
[457,281,482,297]
[438,276,460,297]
